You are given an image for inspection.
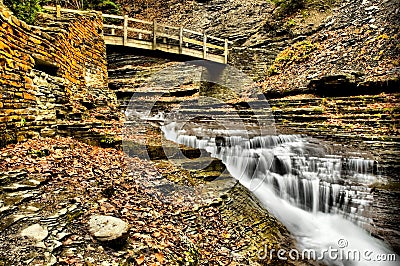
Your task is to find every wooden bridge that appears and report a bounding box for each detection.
[44,6,232,64]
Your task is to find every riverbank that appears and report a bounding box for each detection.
[0,135,311,265]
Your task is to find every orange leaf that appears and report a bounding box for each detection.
[136,255,145,265]
[155,252,164,263]
[153,231,161,238]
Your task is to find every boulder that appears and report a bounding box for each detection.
[88,215,129,244]
[20,224,48,241]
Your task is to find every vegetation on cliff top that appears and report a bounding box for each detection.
[3,0,120,24]
[63,0,120,14]
[3,0,42,24]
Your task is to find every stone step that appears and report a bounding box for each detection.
[278,125,398,141]
[334,108,399,115]
[0,190,40,212]
[275,116,396,126]
[269,95,399,106]
[123,141,205,160]
[177,157,227,172]
[2,174,50,193]
[0,170,28,186]
[116,87,198,98]
[280,122,392,132]
[272,108,398,119]
[270,100,395,112]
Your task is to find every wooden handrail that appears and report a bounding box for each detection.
[157,23,181,31]
[128,18,153,25]
[129,28,152,36]
[43,6,95,14]
[43,5,232,63]
[102,13,124,19]
[103,24,123,29]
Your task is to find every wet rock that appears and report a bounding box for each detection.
[20,224,48,241]
[47,253,57,266]
[35,241,46,248]
[2,183,38,192]
[40,127,56,137]
[24,206,40,212]
[88,215,129,245]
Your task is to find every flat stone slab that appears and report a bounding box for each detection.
[2,183,38,192]
[88,215,129,242]
[20,224,48,241]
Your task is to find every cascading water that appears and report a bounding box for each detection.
[120,59,398,264]
[161,122,398,265]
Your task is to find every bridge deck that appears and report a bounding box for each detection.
[44,6,232,64]
[104,35,226,63]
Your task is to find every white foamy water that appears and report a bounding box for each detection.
[161,122,399,265]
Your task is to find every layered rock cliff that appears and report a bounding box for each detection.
[0,4,120,147]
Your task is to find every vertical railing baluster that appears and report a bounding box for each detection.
[153,20,157,50]
[179,27,183,54]
[203,30,207,59]
[123,15,128,46]
[224,39,229,64]
[56,5,61,18]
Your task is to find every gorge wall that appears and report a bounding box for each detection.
[115,0,399,178]
[0,4,119,147]
[263,0,399,95]
[124,0,399,87]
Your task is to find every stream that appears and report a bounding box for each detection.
[161,122,399,265]
[116,58,399,265]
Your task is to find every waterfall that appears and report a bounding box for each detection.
[165,124,376,226]
[161,122,398,265]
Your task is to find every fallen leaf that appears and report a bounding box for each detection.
[136,255,145,265]
[155,252,164,263]
[153,231,161,238]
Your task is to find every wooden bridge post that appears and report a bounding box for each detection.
[152,20,157,50]
[203,30,207,59]
[224,39,229,64]
[123,15,128,46]
[179,27,183,54]
[56,5,61,18]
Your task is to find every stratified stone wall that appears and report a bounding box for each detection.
[0,4,118,146]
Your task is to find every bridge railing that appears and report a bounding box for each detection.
[102,14,231,61]
[43,6,232,63]
[102,14,153,41]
